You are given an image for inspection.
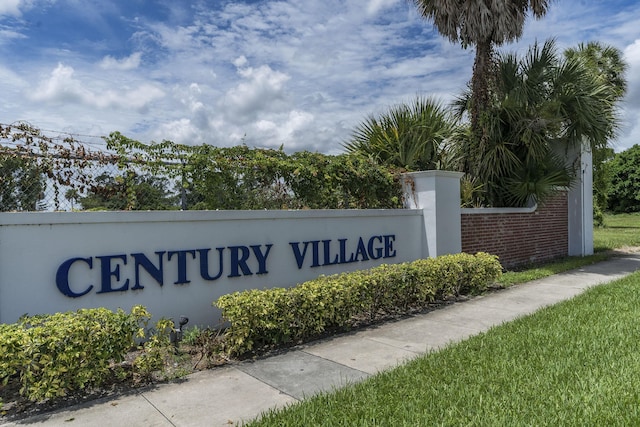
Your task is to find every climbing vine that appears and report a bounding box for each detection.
[0,125,403,211]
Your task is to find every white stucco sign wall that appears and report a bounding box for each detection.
[0,168,592,327]
[0,209,423,326]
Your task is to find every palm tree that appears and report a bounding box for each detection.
[453,39,618,207]
[564,42,627,222]
[344,96,457,171]
[412,0,551,143]
[565,42,627,101]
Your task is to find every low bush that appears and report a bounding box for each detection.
[0,306,150,402]
[132,317,175,382]
[215,252,502,356]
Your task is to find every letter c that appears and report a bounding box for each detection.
[56,257,94,298]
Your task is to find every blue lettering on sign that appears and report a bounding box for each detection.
[55,235,397,298]
[288,234,396,269]
[228,246,252,278]
[132,251,165,289]
[290,241,311,269]
[96,254,129,294]
[251,244,273,275]
[56,244,275,298]
[168,250,197,285]
[197,248,224,281]
[56,257,94,298]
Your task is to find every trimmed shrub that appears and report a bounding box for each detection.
[215,252,502,355]
[0,306,149,402]
[214,288,293,353]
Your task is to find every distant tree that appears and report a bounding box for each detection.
[344,96,457,171]
[78,171,178,210]
[65,188,81,210]
[0,150,46,211]
[607,145,640,213]
[590,146,615,225]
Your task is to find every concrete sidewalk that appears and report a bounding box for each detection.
[4,252,640,427]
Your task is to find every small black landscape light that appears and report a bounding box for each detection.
[170,315,189,346]
[179,315,189,330]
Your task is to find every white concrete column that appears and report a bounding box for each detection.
[567,140,594,256]
[402,170,463,258]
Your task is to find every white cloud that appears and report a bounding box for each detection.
[366,0,399,16]
[31,63,86,103]
[0,28,26,45]
[0,64,26,84]
[0,65,27,112]
[103,84,165,110]
[99,52,142,70]
[0,0,51,18]
[248,110,314,149]
[107,1,440,150]
[233,56,248,68]
[0,0,23,17]
[222,62,291,121]
[31,63,164,110]
[155,118,201,145]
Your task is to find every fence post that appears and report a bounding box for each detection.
[180,161,188,210]
[402,170,463,259]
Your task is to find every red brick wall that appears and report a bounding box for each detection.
[461,191,568,269]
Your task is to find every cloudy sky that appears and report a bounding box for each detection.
[0,0,639,154]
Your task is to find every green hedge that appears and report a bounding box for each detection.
[215,252,502,355]
[0,306,149,402]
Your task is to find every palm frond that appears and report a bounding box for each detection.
[344,96,457,171]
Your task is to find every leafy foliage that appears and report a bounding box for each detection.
[0,147,46,211]
[344,96,457,171]
[215,252,502,356]
[0,306,149,402]
[0,125,404,212]
[132,317,175,381]
[591,146,615,226]
[607,145,640,213]
[75,171,179,211]
[0,306,202,406]
[564,41,628,100]
[564,42,627,221]
[104,134,404,210]
[454,39,621,207]
[0,123,123,211]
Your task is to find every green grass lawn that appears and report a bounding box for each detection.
[244,214,640,426]
[594,212,640,252]
[247,271,640,426]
